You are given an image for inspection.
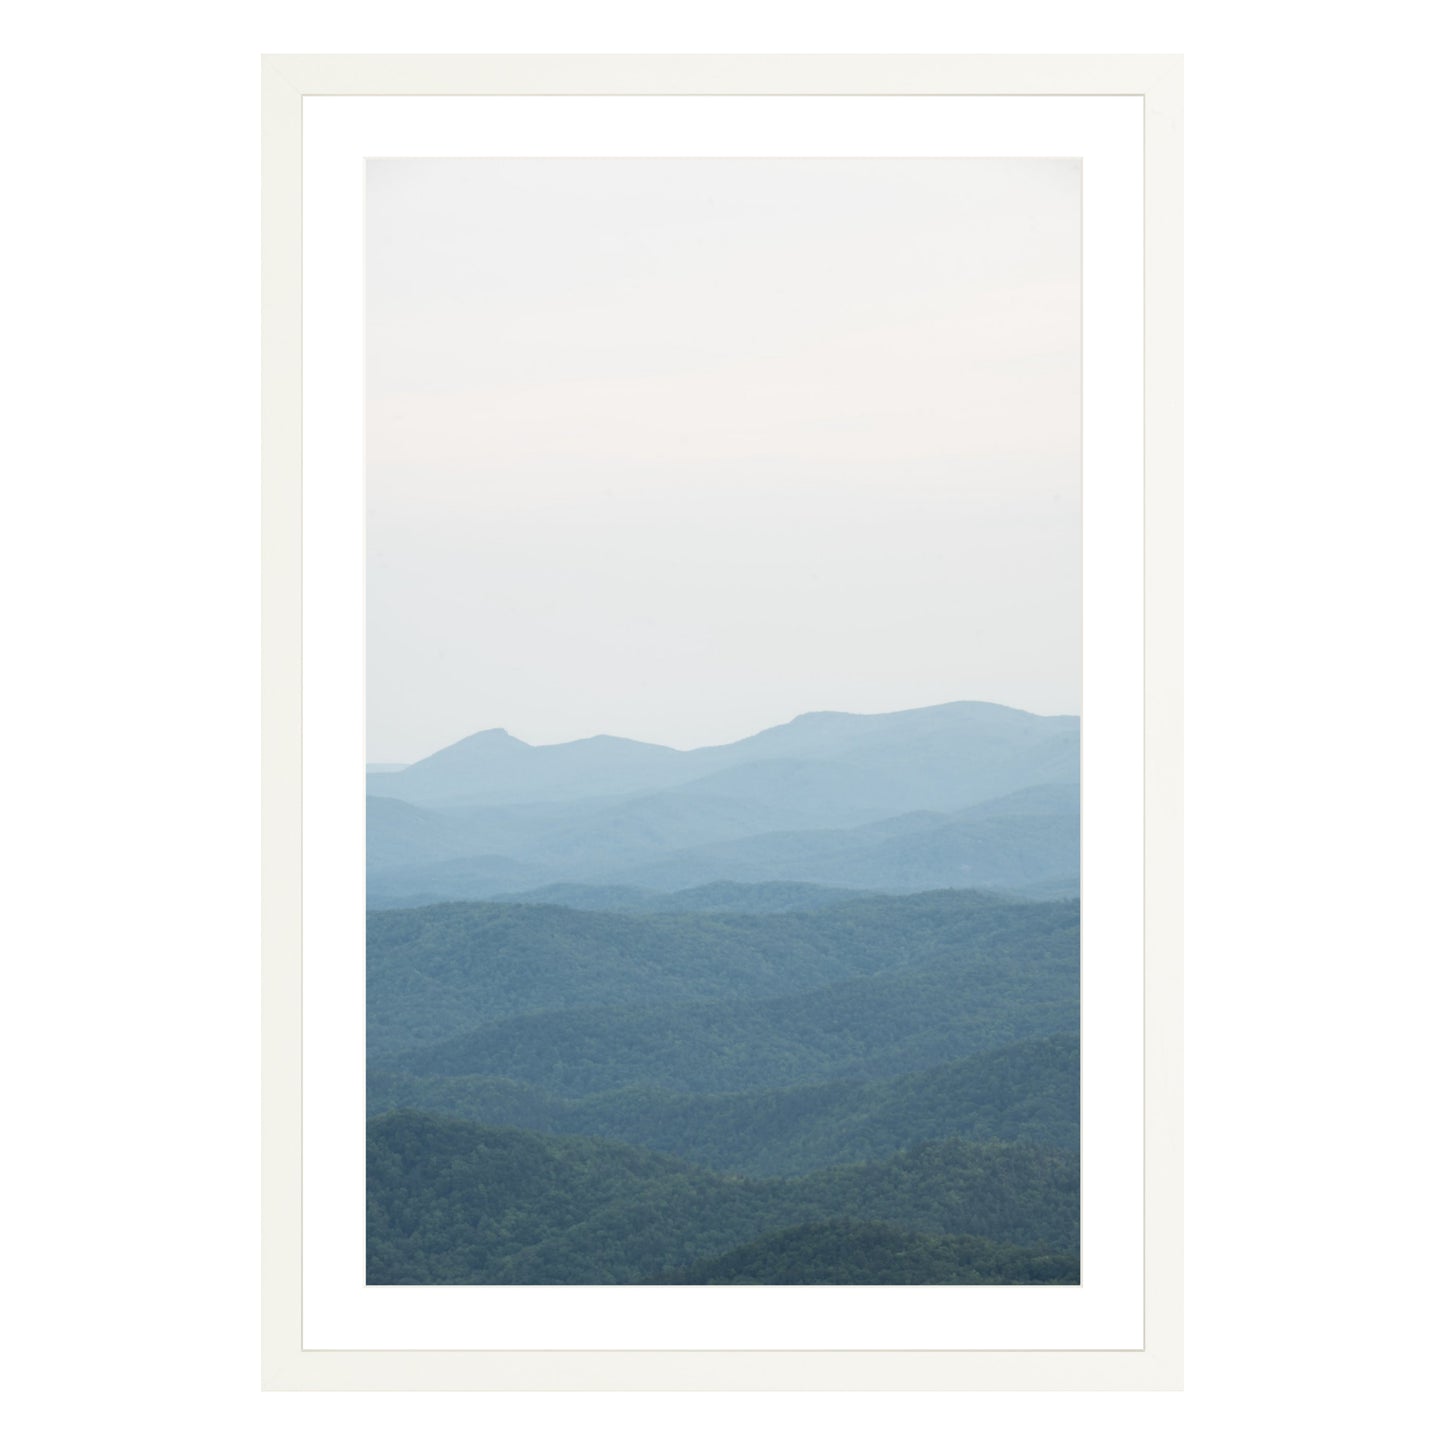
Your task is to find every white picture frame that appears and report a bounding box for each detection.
[261,52,1182,1392]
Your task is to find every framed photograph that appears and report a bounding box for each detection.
[262,53,1182,1391]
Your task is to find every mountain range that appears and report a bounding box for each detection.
[367,888,1080,1283]
[367,701,1079,905]
[366,700,1081,1285]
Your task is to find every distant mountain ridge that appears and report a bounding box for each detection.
[369,700,1075,807]
[367,701,1079,903]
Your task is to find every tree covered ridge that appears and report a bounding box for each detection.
[369,892,1078,1101]
[367,888,1079,1055]
[368,1032,1080,1173]
[649,1220,1079,1286]
[366,1110,1079,1285]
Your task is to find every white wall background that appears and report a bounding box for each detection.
[2,2,1438,1441]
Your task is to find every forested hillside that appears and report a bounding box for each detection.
[651,1221,1077,1285]
[368,1032,1079,1173]
[367,1112,1079,1285]
[368,890,1077,1057]
[368,890,1080,1284]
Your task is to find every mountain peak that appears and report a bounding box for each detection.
[430,727,529,757]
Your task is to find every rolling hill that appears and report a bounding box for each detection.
[367,890,1078,1060]
[368,1032,1080,1173]
[367,1111,1080,1285]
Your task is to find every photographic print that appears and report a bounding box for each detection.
[364,157,1081,1287]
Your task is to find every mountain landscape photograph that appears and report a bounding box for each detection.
[366,157,1081,1285]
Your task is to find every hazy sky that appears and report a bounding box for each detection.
[368,158,1079,761]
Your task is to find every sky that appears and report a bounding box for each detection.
[367,158,1080,762]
